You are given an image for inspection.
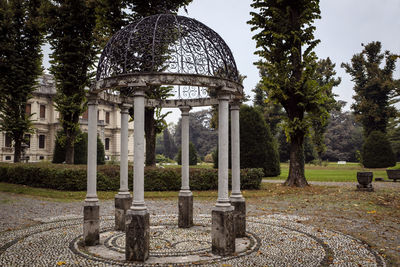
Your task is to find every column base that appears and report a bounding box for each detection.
[178,194,193,228]
[357,184,374,192]
[83,204,99,246]
[125,209,150,262]
[115,194,132,231]
[211,207,235,256]
[231,198,246,238]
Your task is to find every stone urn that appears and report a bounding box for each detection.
[356,172,374,191]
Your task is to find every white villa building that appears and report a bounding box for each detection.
[0,74,134,162]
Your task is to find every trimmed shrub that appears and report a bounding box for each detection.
[362,131,396,168]
[52,130,105,165]
[0,163,263,191]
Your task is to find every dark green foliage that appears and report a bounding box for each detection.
[0,0,45,162]
[342,42,398,137]
[248,0,322,187]
[45,0,97,164]
[0,163,263,191]
[176,142,198,166]
[362,131,396,168]
[163,128,178,159]
[240,105,280,177]
[174,109,217,158]
[52,131,105,165]
[322,101,363,162]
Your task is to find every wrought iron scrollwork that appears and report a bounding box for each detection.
[96,14,240,85]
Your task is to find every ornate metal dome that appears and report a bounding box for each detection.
[96,14,240,83]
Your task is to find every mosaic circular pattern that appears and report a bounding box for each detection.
[0,214,385,266]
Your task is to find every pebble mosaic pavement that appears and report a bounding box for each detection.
[0,214,385,266]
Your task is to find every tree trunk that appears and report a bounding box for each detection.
[13,137,22,163]
[145,107,156,166]
[65,131,75,164]
[284,133,308,187]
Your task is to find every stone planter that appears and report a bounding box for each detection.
[386,169,400,182]
[356,172,373,191]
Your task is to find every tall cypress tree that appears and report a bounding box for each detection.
[342,42,398,136]
[248,0,323,187]
[45,0,97,164]
[0,0,44,162]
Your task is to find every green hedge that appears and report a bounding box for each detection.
[0,163,263,191]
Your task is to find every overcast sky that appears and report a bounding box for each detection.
[43,0,400,124]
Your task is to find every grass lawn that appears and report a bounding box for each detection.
[266,162,400,182]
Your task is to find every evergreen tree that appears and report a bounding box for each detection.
[249,0,323,186]
[240,105,280,177]
[309,57,341,163]
[0,0,44,162]
[176,141,197,166]
[52,130,105,165]
[45,0,97,164]
[362,130,396,168]
[342,42,398,136]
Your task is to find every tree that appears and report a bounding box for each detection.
[239,105,280,177]
[162,127,178,159]
[249,0,323,186]
[0,0,44,162]
[342,41,398,137]
[309,58,341,163]
[174,109,217,158]
[362,130,396,168]
[176,141,197,166]
[52,130,105,165]
[45,0,97,164]
[322,102,363,162]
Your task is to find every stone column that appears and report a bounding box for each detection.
[230,101,246,237]
[212,92,235,256]
[115,102,132,231]
[125,89,149,262]
[178,106,193,228]
[84,94,99,246]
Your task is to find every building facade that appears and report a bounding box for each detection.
[0,74,134,162]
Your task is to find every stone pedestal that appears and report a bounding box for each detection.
[83,204,99,246]
[125,209,150,261]
[212,207,235,256]
[357,184,374,192]
[115,194,132,231]
[178,194,193,228]
[231,198,246,238]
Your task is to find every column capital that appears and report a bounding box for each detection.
[230,101,241,110]
[217,91,231,101]
[119,102,132,113]
[87,93,99,105]
[133,88,146,97]
[179,105,191,115]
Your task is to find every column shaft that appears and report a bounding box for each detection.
[180,106,191,195]
[131,90,146,210]
[86,96,98,202]
[230,103,243,199]
[216,94,231,208]
[119,104,130,195]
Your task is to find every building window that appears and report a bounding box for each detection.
[24,134,31,148]
[39,135,45,149]
[5,156,11,161]
[105,138,110,151]
[82,110,88,120]
[40,105,46,119]
[5,133,12,147]
[39,156,44,160]
[25,104,31,115]
[105,111,110,124]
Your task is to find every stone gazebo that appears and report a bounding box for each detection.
[83,14,245,261]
